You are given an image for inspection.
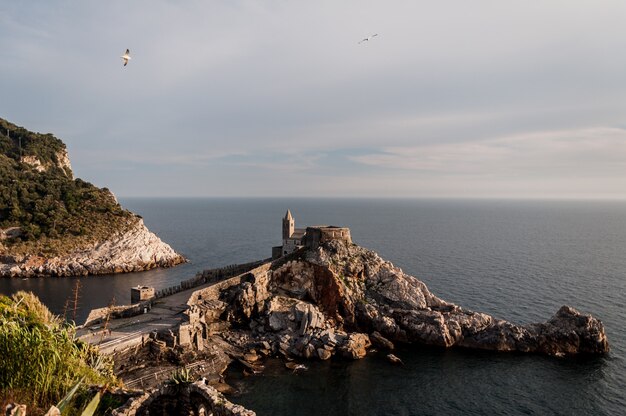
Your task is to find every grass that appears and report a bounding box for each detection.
[0,291,118,413]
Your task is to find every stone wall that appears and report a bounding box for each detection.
[304,226,352,249]
[174,263,274,349]
[111,381,255,416]
[187,263,272,306]
[155,259,268,299]
[83,302,151,327]
[82,260,268,327]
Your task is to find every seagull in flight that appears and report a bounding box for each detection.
[120,49,131,66]
[358,34,378,44]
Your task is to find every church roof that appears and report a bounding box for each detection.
[284,209,293,220]
[289,229,306,239]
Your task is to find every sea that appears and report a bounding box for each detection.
[0,198,624,415]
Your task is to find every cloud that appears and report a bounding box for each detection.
[350,127,626,179]
[3,1,626,198]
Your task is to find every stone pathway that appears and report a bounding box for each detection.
[78,280,212,354]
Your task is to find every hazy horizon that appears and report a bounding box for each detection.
[2,1,626,199]
[117,195,626,201]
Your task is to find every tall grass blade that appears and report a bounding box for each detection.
[56,378,84,411]
[80,391,102,416]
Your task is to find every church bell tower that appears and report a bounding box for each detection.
[283,209,294,240]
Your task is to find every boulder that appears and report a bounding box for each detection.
[338,333,371,360]
[317,348,332,360]
[386,353,403,365]
[370,331,395,350]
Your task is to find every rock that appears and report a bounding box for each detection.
[243,351,259,362]
[370,331,395,350]
[317,348,332,360]
[195,239,608,362]
[285,361,308,373]
[305,241,609,356]
[266,297,299,332]
[278,335,292,356]
[338,333,371,360]
[386,353,403,365]
[268,311,291,332]
[237,358,264,374]
[213,382,237,395]
[303,343,316,359]
[0,219,185,278]
[320,329,341,347]
[5,403,27,416]
[529,306,609,355]
[298,303,326,335]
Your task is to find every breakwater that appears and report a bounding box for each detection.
[154,259,269,299]
[82,259,269,327]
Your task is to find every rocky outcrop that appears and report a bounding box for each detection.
[20,149,72,177]
[1,118,184,278]
[0,218,185,277]
[204,241,608,359]
[83,240,608,416]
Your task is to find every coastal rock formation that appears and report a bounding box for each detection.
[207,241,608,358]
[0,218,185,277]
[90,240,608,415]
[1,117,185,277]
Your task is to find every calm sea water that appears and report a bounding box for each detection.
[1,198,624,415]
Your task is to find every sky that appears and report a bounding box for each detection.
[1,0,626,199]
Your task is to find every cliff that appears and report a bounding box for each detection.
[1,217,184,277]
[0,117,184,277]
[209,240,608,358]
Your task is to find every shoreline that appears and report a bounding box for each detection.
[78,241,608,414]
[0,219,186,278]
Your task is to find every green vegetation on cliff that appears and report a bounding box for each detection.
[0,118,135,256]
[0,119,69,176]
[0,291,117,412]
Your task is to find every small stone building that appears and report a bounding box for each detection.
[272,210,352,258]
[130,286,155,304]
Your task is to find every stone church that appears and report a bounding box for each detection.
[272,210,352,258]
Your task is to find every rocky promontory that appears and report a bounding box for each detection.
[0,217,184,277]
[1,117,185,277]
[101,239,608,413]
[209,240,608,360]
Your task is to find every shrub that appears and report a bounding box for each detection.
[0,291,117,409]
[1,117,134,256]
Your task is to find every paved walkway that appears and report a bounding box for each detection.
[77,281,211,354]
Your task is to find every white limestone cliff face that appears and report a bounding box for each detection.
[0,219,185,277]
[20,149,73,178]
[56,148,73,177]
[20,155,46,172]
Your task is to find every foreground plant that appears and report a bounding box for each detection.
[168,368,193,386]
[0,291,117,413]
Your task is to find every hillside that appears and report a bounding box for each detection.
[0,118,184,276]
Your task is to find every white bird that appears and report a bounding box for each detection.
[120,49,131,66]
[358,34,378,44]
